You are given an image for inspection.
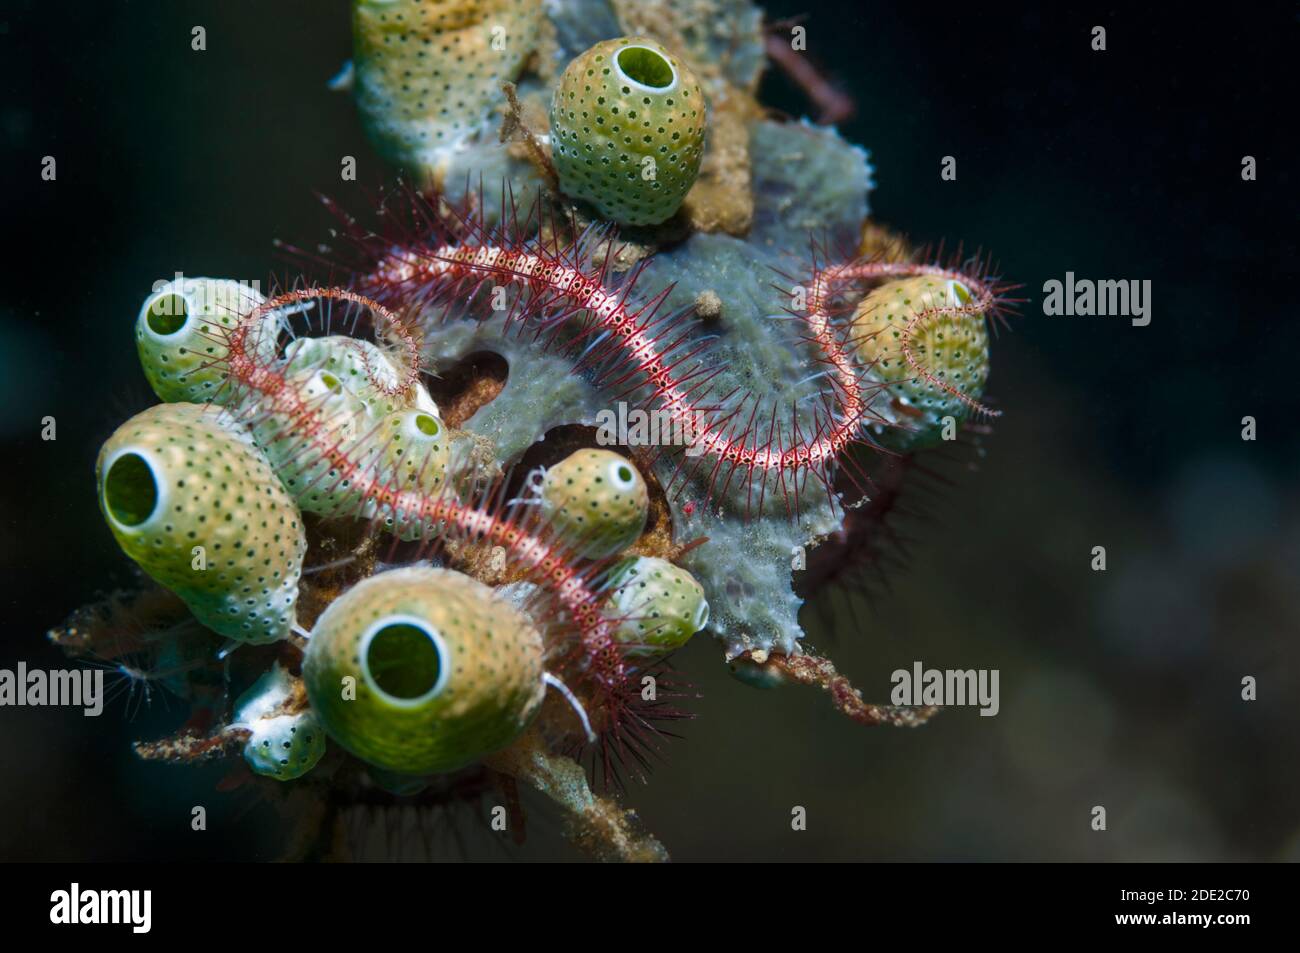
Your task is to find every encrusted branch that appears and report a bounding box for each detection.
[739,650,940,727]
[134,726,250,763]
[499,81,559,190]
[485,730,669,862]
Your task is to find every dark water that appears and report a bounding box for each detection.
[0,1,1295,860]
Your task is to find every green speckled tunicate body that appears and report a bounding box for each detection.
[352,0,543,175]
[853,276,990,448]
[251,336,451,525]
[282,336,438,419]
[303,567,545,775]
[96,402,307,644]
[243,714,327,780]
[605,556,709,654]
[550,35,707,225]
[358,407,453,539]
[233,664,327,780]
[136,277,278,405]
[540,448,648,558]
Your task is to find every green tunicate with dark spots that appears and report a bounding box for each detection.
[135,278,279,405]
[303,567,545,775]
[233,664,327,780]
[352,0,542,174]
[550,35,707,225]
[604,556,709,654]
[540,448,648,558]
[852,276,990,449]
[250,336,450,528]
[96,402,307,644]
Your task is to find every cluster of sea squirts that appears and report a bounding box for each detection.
[63,0,1000,859]
[101,277,709,785]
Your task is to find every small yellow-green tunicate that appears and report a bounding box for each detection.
[852,276,990,449]
[232,664,327,781]
[352,0,543,175]
[135,277,279,405]
[604,556,709,654]
[540,448,648,559]
[550,36,707,225]
[249,336,450,525]
[281,336,439,420]
[303,567,545,775]
[96,402,307,644]
[359,407,453,540]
